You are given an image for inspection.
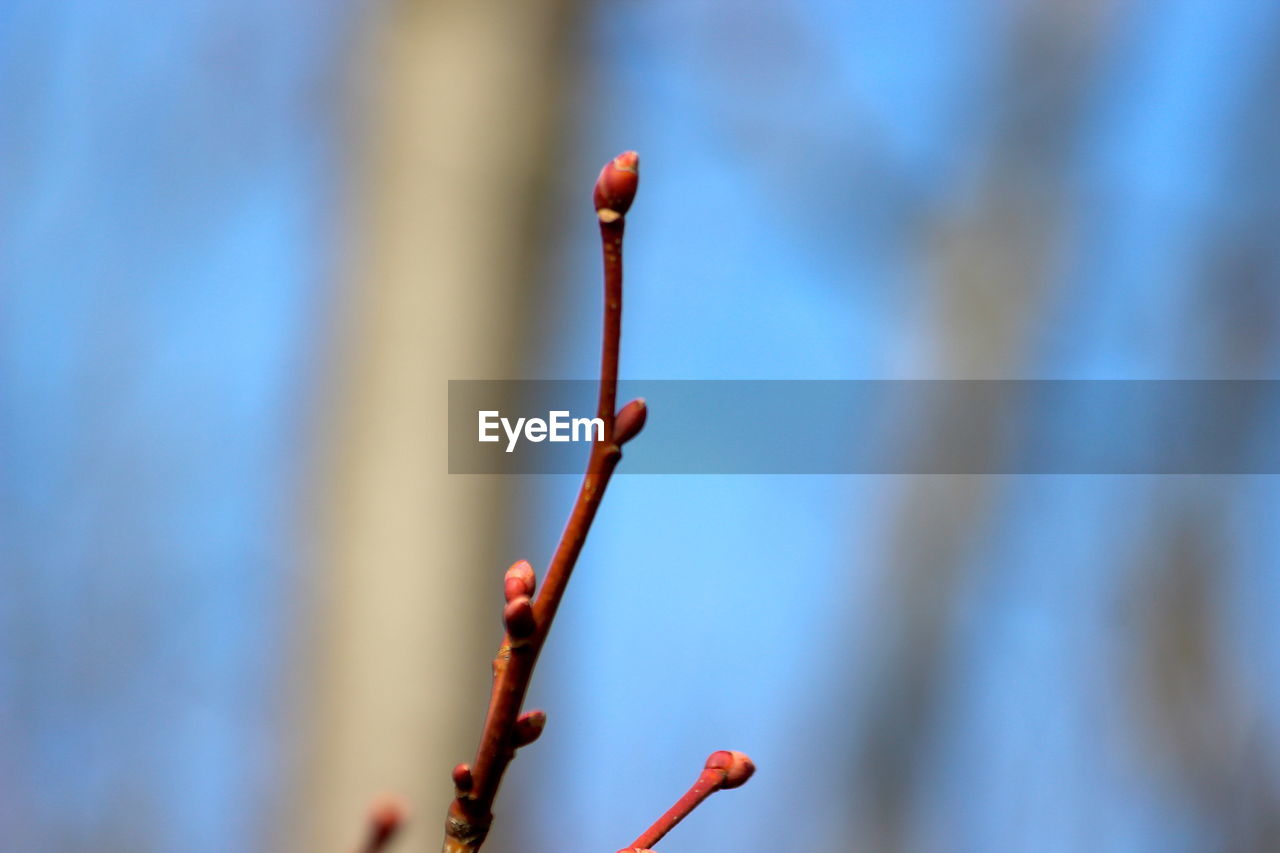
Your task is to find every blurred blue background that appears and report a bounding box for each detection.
[3,1,1279,851]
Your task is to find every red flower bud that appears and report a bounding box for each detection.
[614,398,648,445]
[513,709,547,747]
[503,596,536,639]
[503,559,536,602]
[705,750,755,789]
[451,763,474,793]
[593,150,640,219]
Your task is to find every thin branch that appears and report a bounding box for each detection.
[356,796,406,853]
[441,151,646,853]
[616,751,756,853]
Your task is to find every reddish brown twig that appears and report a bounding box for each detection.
[356,796,406,853]
[614,751,755,853]
[440,151,646,853]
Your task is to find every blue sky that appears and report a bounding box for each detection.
[3,1,1279,851]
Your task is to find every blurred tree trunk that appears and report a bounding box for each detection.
[847,3,1112,849]
[287,1,578,849]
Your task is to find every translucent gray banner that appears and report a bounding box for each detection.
[448,380,1280,474]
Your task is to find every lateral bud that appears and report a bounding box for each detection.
[503,559,536,602]
[451,763,474,793]
[614,398,648,445]
[503,596,536,640]
[705,750,755,789]
[594,150,640,219]
[513,709,547,747]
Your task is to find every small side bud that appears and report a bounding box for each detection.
[614,398,648,445]
[503,559,536,602]
[513,709,547,747]
[594,150,640,218]
[451,763,473,793]
[705,750,755,789]
[503,596,536,639]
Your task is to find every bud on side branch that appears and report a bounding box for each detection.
[503,560,536,602]
[705,750,755,789]
[502,597,536,640]
[614,398,648,445]
[513,710,546,747]
[452,763,474,794]
[625,751,756,851]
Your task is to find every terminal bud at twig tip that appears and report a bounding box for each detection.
[513,709,547,747]
[503,596,536,639]
[451,763,473,793]
[614,398,648,445]
[503,560,536,602]
[705,750,755,789]
[594,150,640,218]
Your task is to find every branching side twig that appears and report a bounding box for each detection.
[616,751,756,853]
[355,796,406,853]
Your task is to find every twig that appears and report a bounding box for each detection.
[440,151,646,853]
[615,751,756,853]
[356,796,406,853]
